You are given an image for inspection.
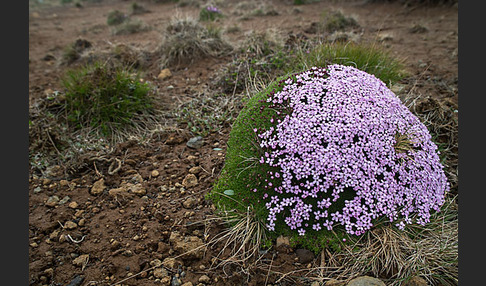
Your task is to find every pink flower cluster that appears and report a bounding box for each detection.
[206,5,221,13]
[256,65,449,236]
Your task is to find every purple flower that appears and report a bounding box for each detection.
[254,64,449,236]
[206,5,221,14]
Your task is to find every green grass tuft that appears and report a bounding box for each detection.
[111,18,149,35]
[322,10,359,32]
[289,42,406,86]
[61,61,153,136]
[107,10,127,26]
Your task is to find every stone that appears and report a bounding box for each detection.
[171,276,182,286]
[108,186,130,198]
[150,259,163,267]
[72,254,89,267]
[182,174,198,188]
[188,166,202,174]
[129,183,147,196]
[45,165,63,178]
[404,276,429,286]
[66,275,85,286]
[45,195,60,207]
[158,68,172,80]
[46,165,64,178]
[186,136,204,149]
[162,257,183,269]
[198,275,211,284]
[169,231,205,259]
[377,33,393,42]
[74,210,85,217]
[64,221,78,230]
[68,201,79,209]
[129,173,144,184]
[161,276,172,285]
[166,135,185,145]
[90,178,106,195]
[276,235,290,248]
[181,282,193,286]
[49,230,60,240]
[59,195,71,205]
[44,268,54,276]
[154,267,169,279]
[347,276,386,286]
[182,197,197,209]
[59,234,67,243]
[59,179,69,187]
[151,170,160,177]
[295,248,314,264]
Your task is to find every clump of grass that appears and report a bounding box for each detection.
[107,10,127,26]
[60,61,154,137]
[290,41,406,86]
[129,2,149,15]
[322,10,359,32]
[61,38,92,65]
[111,18,149,35]
[75,43,150,70]
[173,91,244,136]
[211,30,291,96]
[206,205,270,270]
[110,43,149,69]
[158,16,233,67]
[293,0,318,5]
[325,196,458,285]
[241,29,284,57]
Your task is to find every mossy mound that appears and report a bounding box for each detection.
[208,64,448,252]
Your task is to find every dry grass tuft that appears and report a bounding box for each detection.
[240,29,284,57]
[273,196,458,285]
[77,43,151,70]
[173,90,244,136]
[158,16,233,67]
[204,205,271,282]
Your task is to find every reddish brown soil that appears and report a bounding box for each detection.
[28,0,458,285]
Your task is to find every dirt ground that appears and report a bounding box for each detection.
[28,0,458,285]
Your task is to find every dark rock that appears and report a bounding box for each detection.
[171,276,182,286]
[66,275,85,286]
[186,136,204,149]
[42,54,56,61]
[295,248,314,264]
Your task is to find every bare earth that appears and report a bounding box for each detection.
[28,0,458,285]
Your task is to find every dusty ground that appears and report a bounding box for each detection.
[28,0,458,285]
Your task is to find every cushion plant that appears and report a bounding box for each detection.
[208,64,449,250]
